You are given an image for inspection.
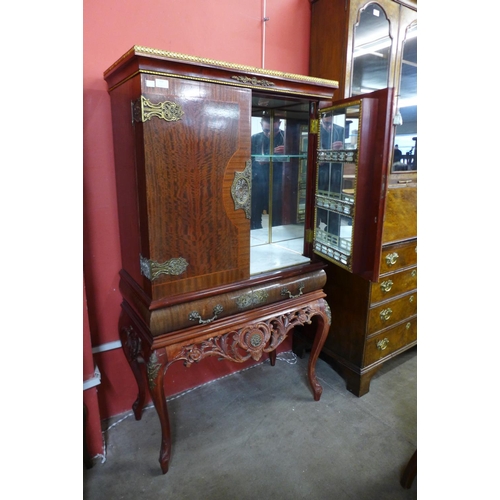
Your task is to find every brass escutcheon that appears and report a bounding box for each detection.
[406,322,411,329]
[376,338,390,351]
[409,295,414,303]
[380,280,393,293]
[411,269,417,277]
[385,252,399,266]
[380,308,392,321]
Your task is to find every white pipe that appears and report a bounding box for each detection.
[92,339,122,354]
[83,365,101,391]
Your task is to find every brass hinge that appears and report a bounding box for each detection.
[131,95,184,123]
[310,119,319,134]
[305,229,314,244]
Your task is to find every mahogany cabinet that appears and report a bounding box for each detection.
[293,0,417,396]
[104,46,339,473]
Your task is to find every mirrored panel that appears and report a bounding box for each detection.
[351,3,391,96]
[392,23,417,172]
[250,96,311,275]
[314,103,360,270]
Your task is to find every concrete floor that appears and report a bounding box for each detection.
[84,348,417,499]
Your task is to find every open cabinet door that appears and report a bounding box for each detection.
[312,87,394,282]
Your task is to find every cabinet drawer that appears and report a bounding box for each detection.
[379,240,417,275]
[364,318,417,366]
[370,266,417,304]
[149,269,326,336]
[367,292,417,334]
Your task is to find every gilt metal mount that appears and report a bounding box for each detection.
[231,159,252,219]
[132,95,184,123]
[140,254,188,281]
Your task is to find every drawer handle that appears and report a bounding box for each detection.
[281,282,305,299]
[380,280,393,293]
[377,338,390,350]
[189,304,223,325]
[409,295,414,303]
[411,269,416,277]
[406,322,411,329]
[385,252,399,266]
[380,308,392,321]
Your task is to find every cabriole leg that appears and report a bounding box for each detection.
[146,348,171,474]
[306,299,331,401]
[119,310,148,420]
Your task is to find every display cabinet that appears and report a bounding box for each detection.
[293,0,417,396]
[104,46,338,473]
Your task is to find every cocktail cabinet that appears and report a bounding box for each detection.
[104,46,339,473]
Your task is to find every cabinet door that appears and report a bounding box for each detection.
[313,87,394,281]
[137,76,252,300]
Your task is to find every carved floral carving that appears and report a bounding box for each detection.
[170,304,324,366]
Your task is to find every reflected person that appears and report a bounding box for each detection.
[320,115,344,150]
[250,117,285,229]
[318,115,345,194]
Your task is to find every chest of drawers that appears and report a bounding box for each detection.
[292,0,417,396]
[299,238,417,397]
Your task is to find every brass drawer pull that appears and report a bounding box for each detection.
[409,295,414,303]
[380,308,392,321]
[411,269,416,277]
[188,304,223,325]
[406,322,411,329]
[380,280,393,293]
[376,338,390,350]
[281,282,305,299]
[385,252,399,266]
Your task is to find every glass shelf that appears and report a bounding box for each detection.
[251,154,308,162]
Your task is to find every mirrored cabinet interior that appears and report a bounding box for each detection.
[250,98,313,275]
[294,0,417,396]
[315,104,359,270]
[104,46,338,473]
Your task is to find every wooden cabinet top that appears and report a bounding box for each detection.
[104,45,339,99]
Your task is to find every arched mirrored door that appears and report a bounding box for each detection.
[351,3,392,96]
[392,22,417,172]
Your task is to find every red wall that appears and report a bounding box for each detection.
[83,0,312,456]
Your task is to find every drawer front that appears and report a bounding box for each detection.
[364,318,417,366]
[150,269,327,336]
[379,240,417,275]
[368,292,417,334]
[370,266,417,304]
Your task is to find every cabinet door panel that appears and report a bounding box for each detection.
[141,79,251,299]
[313,88,394,281]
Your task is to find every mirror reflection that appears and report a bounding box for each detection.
[250,97,311,275]
[351,3,391,96]
[314,104,360,269]
[392,23,417,172]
